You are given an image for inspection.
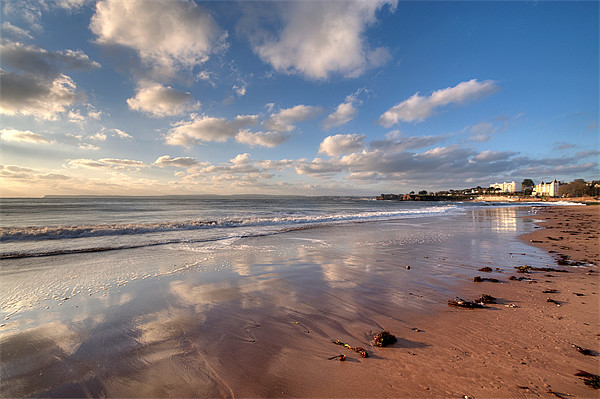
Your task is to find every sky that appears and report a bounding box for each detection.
[1,0,598,197]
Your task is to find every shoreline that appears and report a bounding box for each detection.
[1,205,598,397]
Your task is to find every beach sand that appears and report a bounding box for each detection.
[1,206,598,398]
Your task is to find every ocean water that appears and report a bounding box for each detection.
[0,197,581,396]
[0,196,470,259]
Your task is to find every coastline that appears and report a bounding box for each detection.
[1,205,599,397]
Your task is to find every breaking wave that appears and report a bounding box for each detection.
[1,205,459,244]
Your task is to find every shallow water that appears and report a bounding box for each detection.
[0,203,564,397]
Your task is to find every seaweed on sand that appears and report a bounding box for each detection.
[332,340,369,358]
[448,298,485,308]
[575,370,600,389]
[476,294,496,304]
[473,276,499,282]
[373,330,397,347]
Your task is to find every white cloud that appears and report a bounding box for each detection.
[235,130,291,148]
[322,102,358,130]
[1,41,100,77]
[166,114,259,146]
[378,79,499,127]
[0,71,81,120]
[55,0,90,10]
[1,22,33,39]
[318,134,366,156]
[295,157,344,176]
[87,107,102,120]
[264,105,323,132]
[1,128,52,144]
[196,70,216,86]
[68,110,86,123]
[473,150,517,163]
[0,41,99,120]
[230,153,252,165]
[369,131,446,152]
[254,159,294,171]
[154,155,199,168]
[78,143,99,151]
[68,158,147,170]
[127,83,201,117]
[113,128,132,140]
[2,1,44,32]
[248,1,396,79]
[233,84,246,97]
[1,164,71,182]
[90,0,227,78]
[89,133,107,141]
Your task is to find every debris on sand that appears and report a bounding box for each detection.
[328,354,346,361]
[448,298,485,308]
[473,276,499,283]
[546,298,561,305]
[332,340,369,357]
[547,389,567,399]
[515,266,569,273]
[575,370,600,389]
[573,344,598,356]
[478,267,493,272]
[509,276,535,282]
[543,289,558,293]
[373,330,397,347]
[476,294,496,304]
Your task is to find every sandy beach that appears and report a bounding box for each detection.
[1,205,599,398]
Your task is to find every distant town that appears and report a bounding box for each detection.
[377,178,600,201]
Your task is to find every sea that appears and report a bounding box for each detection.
[0,196,575,260]
[0,196,583,397]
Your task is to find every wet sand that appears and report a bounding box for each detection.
[1,206,599,398]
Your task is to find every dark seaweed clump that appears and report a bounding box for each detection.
[575,370,599,389]
[373,330,397,347]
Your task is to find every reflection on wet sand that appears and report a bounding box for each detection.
[470,207,518,231]
[1,208,553,397]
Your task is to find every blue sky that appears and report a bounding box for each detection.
[1,0,598,197]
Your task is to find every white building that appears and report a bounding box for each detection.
[532,179,559,197]
[490,181,522,193]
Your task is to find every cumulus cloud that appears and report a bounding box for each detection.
[166,114,259,146]
[370,131,446,152]
[378,79,499,127]
[318,134,366,156]
[154,155,199,168]
[1,164,71,181]
[473,150,517,163]
[295,157,345,176]
[90,0,227,78]
[127,83,201,117]
[254,159,294,171]
[230,153,252,165]
[0,128,52,144]
[235,130,291,148]
[1,41,100,77]
[247,1,396,79]
[0,41,99,119]
[322,102,358,130]
[264,105,323,132]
